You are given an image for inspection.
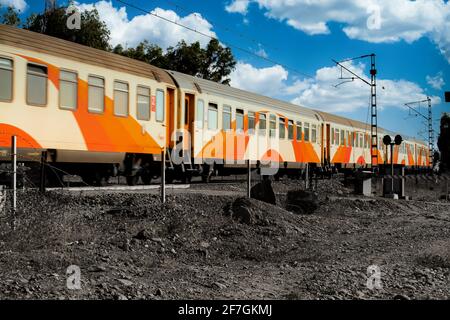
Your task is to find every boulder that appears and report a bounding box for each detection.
[286,190,319,215]
[250,179,276,205]
[134,229,153,241]
[231,197,256,224]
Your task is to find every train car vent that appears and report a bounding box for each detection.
[152,71,161,83]
[194,82,202,93]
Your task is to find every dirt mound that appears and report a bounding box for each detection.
[417,241,450,269]
[285,190,319,214]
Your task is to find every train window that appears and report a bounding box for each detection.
[258,113,266,136]
[296,121,302,141]
[359,133,363,148]
[156,89,165,122]
[114,81,129,116]
[331,128,334,145]
[288,120,294,140]
[248,111,255,133]
[340,130,345,146]
[236,109,244,131]
[59,70,77,110]
[312,124,317,143]
[269,115,276,138]
[27,64,48,106]
[136,86,150,120]
[279,117,286,139]
[0,57,13,101]
[196,99,204,129]
[208,103,218,130]
[222,105,231,130]
[335,129,340,145]
[304,122,310,142]
[88,75,104,113]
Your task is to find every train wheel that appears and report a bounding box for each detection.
[126,175,139,186]
[182,173,192,184]
[141,172,152,185]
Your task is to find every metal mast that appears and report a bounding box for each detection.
[404,96,434,165]
[369,54,378,168]
[332,54,378,168]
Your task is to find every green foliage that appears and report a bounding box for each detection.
[10,5,236,84]
[1,6,21,26]
[118,39,236,84]
[437,113,450,170]
[24,7,110,51]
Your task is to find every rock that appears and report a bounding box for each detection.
[117,294,128,300]
[285,190,319,215]
[134,229,153,241]
[155,288,163,296]
[250,179,276,205]
[200,241,210,248]
[393,294,410,300]
[213,282,227,290]
[228,198,257,224]
[90,265,107,272]
[118,279,133,286]
[151,238,163,243]
[120,240,131,252]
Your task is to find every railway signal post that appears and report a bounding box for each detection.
[247,159,251,198]
[161,149,166,204]
[40,151,47,193]
[11,136,17,216]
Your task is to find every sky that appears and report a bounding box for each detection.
[2,0,450,141]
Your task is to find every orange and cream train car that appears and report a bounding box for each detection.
[0,25,430,186]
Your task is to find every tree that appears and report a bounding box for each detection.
[119,39,236,84]
[199,39,236,85]
[1,6,21,26]
[437,113,450,171]
[25,6,110,51]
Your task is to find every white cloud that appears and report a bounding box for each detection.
[226,0,450,63]
[290,61,441,113]
[225,0,250,14]
[230,60,440,113]
[426,72,446,90]
[255,47,268,58]
[0,0,27,11]
[230,62,288,97]
[77,1,216,49]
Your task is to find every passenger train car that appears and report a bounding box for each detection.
[0,25,430,185]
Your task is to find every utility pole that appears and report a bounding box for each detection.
[332,54,378,169]
[404,97,434,166]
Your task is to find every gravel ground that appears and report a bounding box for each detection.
[0,177,449,300]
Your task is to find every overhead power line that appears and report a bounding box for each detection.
[114,0,313,79]
[149,0,279,52]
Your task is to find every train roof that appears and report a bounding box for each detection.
[0,24,176,87]
[315,110,370,130]
[166,70,322,121]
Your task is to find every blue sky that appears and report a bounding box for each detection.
[3,0,450,141]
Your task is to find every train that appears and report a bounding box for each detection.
[0,25,430,186]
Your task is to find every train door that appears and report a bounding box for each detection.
[326,124,331,165]
[166,88,175,149]
[184,93,196,155]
